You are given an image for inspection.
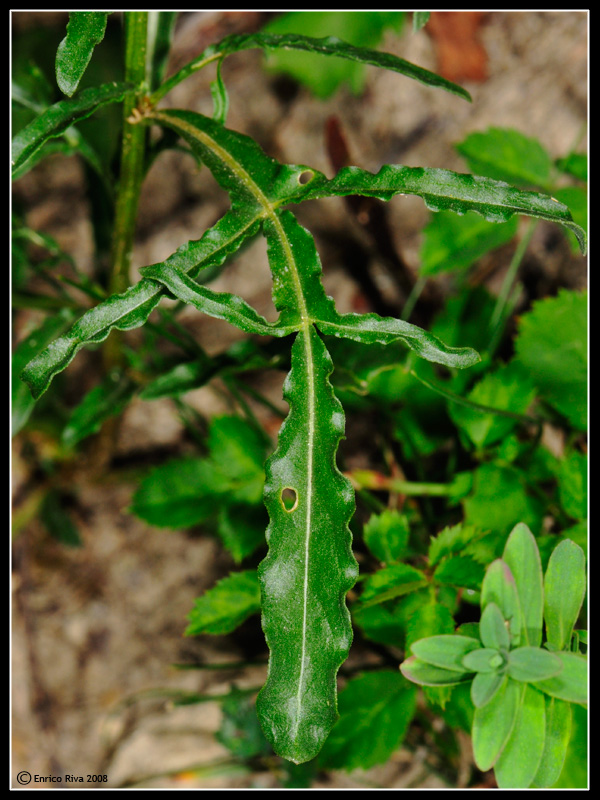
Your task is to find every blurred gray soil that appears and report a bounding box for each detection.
[12,11,587,789]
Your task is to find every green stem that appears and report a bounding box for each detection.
[489,219,537,335]
[109,12,149,300]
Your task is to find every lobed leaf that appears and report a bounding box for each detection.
[11,81,132,177]
[55,12,111,96]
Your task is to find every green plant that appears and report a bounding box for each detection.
[12,11,587,786]
[401,522,587,788]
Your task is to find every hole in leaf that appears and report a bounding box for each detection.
[281,487,298,512]
[297,170,314,185]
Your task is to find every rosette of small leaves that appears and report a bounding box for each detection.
[401,523,587,788]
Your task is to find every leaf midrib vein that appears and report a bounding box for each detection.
[151,111,316,736]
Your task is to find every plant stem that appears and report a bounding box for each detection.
[109,12,149,300]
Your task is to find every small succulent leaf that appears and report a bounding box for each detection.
[493,684,546,789]
[480,559,522,648]
[256,327,359,765]
[161,31,472,102]
[533,651,587,706]
[471,671,506,709]
[410,635,481,672]
[507,647,564,683]
[55,12,110,96]
[472,677,522,772]
[462,648,506,674]
[544,539,586,652]
[20,209,260,399]
[479,602,510,651]
[140,262,294,337]
[400,656,473,687]
[503,522,544,647]
[12,81,132,177]
[185,570,261,636]
[531,697,572,788]
[303,166,586,254]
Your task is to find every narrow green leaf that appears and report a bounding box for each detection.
[503,522,544,647]
[185,571,261,636]
[318,671,417,771]
[480,559,522,648]
[411,635,481,672]
[210,58,229,125]
[472,677,522,771]
[471,671,505,709]
[20,208,260,399]
[400,656,472,687]
[479,602,510,651]
[155,30,471,104]
[62,371,137,448]
[533,652,587,706]
[141,262,294,337]
[12,81,132,177]
[11,309,77,435]
[256,327,358,765]
[544,539,586,652]
[532,697,572,787]
[304,165,586,254]
[494,685,546,788]
[507,647,563,683]
[55,12,110,96]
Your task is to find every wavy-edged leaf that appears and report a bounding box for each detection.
[20,208,260,399]
[303,165,587,254]
[55,12,111,96]
[256,326,358,764]
[11,81,132,177]
[155,31,472,103]
[185,570,261,636]
[141,262,294,337]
